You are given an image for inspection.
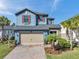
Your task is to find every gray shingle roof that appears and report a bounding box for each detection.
[15,8,48,16]
[47,17,54,20]
[4,24,61,30]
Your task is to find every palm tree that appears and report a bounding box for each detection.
[0,16,11,41]
[61,20,73,50]
[61,15,79,50]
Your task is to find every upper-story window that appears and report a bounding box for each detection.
[22,15,31,24]
[37,16,45,22]
[47,18,54,25]
[48,20,52,25]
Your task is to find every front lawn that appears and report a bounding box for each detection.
[0,42,14,59]
[47,48,79,59]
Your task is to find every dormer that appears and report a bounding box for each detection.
[47,18,54,25]
[36,13,48,25]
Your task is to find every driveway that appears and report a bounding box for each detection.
[4,45,46,59]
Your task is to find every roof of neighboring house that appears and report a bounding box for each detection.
[15,8,48,17]
[4,24,61,30]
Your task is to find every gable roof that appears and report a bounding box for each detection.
[15,8,48,17]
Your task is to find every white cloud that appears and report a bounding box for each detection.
[0,1,7,10]
[0,10,13,15]
[53,0,60,9]
[0,0,31,15]
[0,0,14,15]
[51,0,61,13]
[0,3,5,9]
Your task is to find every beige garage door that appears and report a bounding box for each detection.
[21,33,44,45]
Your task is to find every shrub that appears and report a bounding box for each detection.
[47,34,70,49]
[10,36,15,40]
[58,38,70,49]
[44,38,48,44]
[47,34,58,43]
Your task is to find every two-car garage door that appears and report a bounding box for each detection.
[21,33,44,45]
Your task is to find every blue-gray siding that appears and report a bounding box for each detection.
[16,11,36,26]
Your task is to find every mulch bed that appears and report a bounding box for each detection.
[45,47,62,55]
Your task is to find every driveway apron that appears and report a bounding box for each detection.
[4,45,46,59]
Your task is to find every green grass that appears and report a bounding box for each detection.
[47,48,79,59]
[0,43,14,59]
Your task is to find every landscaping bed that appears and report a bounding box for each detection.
[47,48,79,59]
[44,34,79,59]
[45,47,62,55]
[44,34,71,55]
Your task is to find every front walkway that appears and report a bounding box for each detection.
[4,45,46,59]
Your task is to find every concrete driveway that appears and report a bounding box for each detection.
[4,45,46,59]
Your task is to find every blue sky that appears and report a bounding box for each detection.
[0,0,79,24]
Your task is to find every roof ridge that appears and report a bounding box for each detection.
[15,8,48,16]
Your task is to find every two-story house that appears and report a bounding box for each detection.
[4,8,61,45]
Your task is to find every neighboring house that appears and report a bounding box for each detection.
[61,25,78,41]
[60,25,68,40]
[4,8,61,45]
[0,25,15,40]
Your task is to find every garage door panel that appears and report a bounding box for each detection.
[21,34,30,44]
[21,33,43,45]
[29,34,43,43]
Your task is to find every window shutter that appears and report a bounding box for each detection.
[42,17,45,22]
[38,18,40,22]
[22,15,24,23]
[38,16,40,22]
[38,16,45,22]
[28,15,31,24]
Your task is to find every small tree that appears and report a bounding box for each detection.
[0,16,11,43]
